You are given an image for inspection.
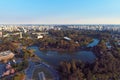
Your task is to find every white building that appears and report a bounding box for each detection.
[37,35,43,39]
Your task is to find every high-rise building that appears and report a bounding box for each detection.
[0,31,2,37]
[20,32,23,38]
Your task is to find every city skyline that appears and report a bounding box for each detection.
[0,0,120,24]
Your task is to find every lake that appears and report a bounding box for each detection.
[87,39,100,47]
[28,39,99,66]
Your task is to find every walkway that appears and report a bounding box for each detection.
[25,60,59,80]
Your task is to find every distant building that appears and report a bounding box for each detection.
[10,68,15,74]
[37,35,43,39]
[6,64,12,69]
[0,51,14,62]
[0,31,2,37]
[32,32,48,35]
[64,37,71,41]
[3,34,9,38]
[20,32,23,38]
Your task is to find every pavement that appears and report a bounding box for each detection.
[25,60,59,80]
[0,64,6,78]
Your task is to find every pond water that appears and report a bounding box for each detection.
[87,39,100,47]
[28,46,96,66]
[28,39,99,66]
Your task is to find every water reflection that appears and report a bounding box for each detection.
[87,39,100,47]
[29,46,96,66]
[28,39,99,66]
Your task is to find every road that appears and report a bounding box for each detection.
[25,60,59,80]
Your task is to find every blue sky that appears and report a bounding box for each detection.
[0,0,120,24]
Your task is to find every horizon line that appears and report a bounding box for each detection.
[0,23,120,25]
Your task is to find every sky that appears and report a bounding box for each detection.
[0,0,120,24]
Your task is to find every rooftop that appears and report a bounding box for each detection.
[0,51,13,56]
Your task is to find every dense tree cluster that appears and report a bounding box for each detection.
[58,60,84,80]
[22,49,36,59]
[59,53,120,80]
[0,41,19,53]
[18,38,34,47]
[38,37,80,51]
[58,38,120,80]
[38,30,93,51]
[12,59,28,72]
